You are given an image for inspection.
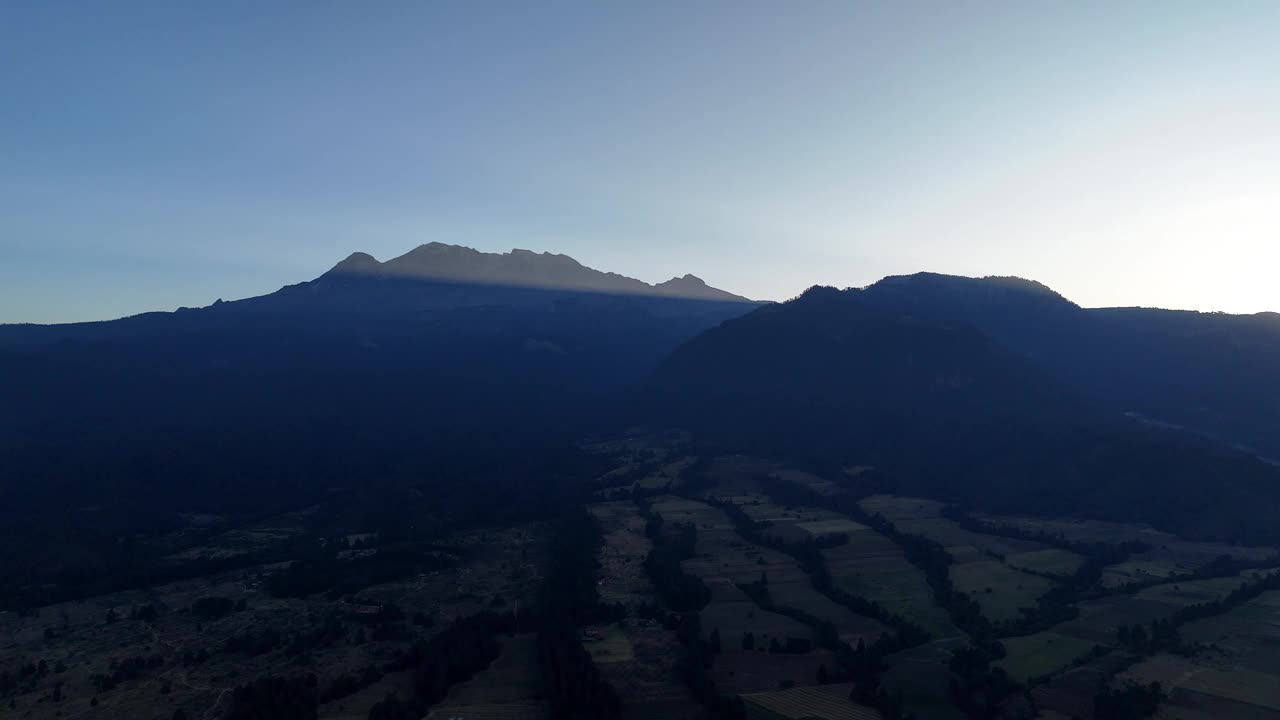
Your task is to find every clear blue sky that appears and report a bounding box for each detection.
[3,1,1277,323]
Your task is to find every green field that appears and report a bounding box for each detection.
[710,648,842,695]
[859,494,945,521]
[796,518,871,537]
[1005,548,1086,577]
[767,579,890,645]
[894,517,1063,560]
[742,683,881,720]
[950,560,1055,623]
[1112,589,1280,717]
[996,632,1101,682]
[826,529,959,638]
[584,624,636,664]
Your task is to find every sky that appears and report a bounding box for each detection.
[2,1,1278,323]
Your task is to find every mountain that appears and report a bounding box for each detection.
[854,272,1280,458]
[325,242,750,302]
[0,243,751,342]
[647,283,1084,430]
[0,245,758,517]
[644,276,1280,544]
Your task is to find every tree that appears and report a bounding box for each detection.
[367,692,416,720]
[1131,625,1149,652]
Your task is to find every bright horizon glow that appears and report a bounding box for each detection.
[2,2,1278,323]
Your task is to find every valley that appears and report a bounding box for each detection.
[8,434,1280,720]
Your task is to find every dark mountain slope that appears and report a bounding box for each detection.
[856,273,1280,458]
[644,282,1280,544]
[1087,306,1280,456]
[649,284,1083,430]
[0,245,758,516]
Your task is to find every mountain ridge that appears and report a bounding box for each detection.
[323,242,752,303]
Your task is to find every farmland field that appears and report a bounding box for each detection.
[0,518,551,720]
[893,516,1056,559]
[595,624,703,720]
[584,623,636,664]
[995,631,1100,682]
[1005,548,1086,577]
[741,683,881,720]
[970,513,1278,589]
[1032,652,1139,719]
[824,527,959,638]
[589,501,657,607]
[950,559,1056,623]
[1114,590,1280,718]
[710,648,843,695]
[655,494,888,646]
[13,439,1280,720]
[858,494,945,522]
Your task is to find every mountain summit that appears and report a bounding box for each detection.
[325,242,751,302]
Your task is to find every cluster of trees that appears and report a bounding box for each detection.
[361,612,514,718]
[267,544,454,599]
[535,508,623,719]
[538,625,622,719]
[1176,570,1280,623]
[0,427,606,613]
[225,614,357,660]
[1116,620,1182,655]
[636,498,743,719]
[0,657,62,697]
[410,617,502,707]
[91,654,165,693]
[845,637,908,720]
[319,664,384,704]
[225,627,283,656]
[1112,570,1280,663]
[946,644,1022,719]
[225,675,318,720]
[1093,681,1165,720]
[192,595,243,620]
[1104,553,1280,596]
[941,505,1147,567]
[638,504,711,611]
[286,614,351,656]
[672,612,746,720]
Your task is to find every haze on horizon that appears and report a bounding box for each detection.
[2,2,1277,324]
